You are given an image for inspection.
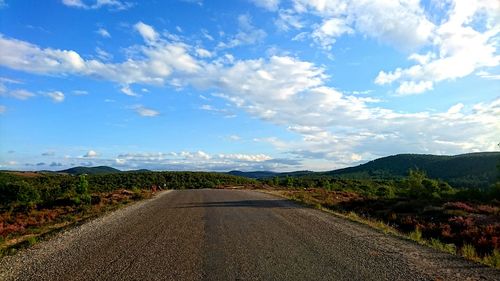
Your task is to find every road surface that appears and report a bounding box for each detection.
[1,189,499,280]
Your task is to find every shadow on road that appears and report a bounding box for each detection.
[173,200,300,209]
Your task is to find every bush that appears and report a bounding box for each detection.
[430,238,456,254]
[16,181,41,207]
[483,249,500,268]
[461,244,478,260]
[409,227,423,243]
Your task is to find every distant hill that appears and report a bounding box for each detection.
[323,152,500,188]
[227,171,278,179]
[58,166,121,175]
[227,170,314,179]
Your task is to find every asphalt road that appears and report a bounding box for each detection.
[1,189,499,281]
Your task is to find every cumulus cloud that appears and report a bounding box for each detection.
[373,0,500,94]
[83,150,98,158]
[249,0,498,95]
[312,18,354,50]
[0,29,201,86]
[134,22,159,44]
[268,0,435,50]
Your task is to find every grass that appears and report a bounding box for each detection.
[430,238,456,255]
[409,227,423,243]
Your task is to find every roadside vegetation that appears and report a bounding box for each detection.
[0,171,256,256]
[258,168,500,269]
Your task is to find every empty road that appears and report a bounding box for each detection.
[1,189,499,280]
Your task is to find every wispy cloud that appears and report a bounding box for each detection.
[133,105,160,117]
[2,89,35,100]
[96,27,111,38]
[62,0,133,10]
[46,91,65,103]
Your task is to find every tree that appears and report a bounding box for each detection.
[76,174,91,204]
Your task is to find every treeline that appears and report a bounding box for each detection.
[261,169,500,202]
[0,171,257,209]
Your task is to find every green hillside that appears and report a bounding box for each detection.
[324,152,500,188]
[58,166,121,175]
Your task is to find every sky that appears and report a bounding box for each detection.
[0,0,499,172]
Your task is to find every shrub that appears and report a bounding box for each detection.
[461,244,478,261]
[409,227,423,243]
[483,249,500,268]
[16,181,41,207]
[430,238,456,255]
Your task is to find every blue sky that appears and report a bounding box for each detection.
[0,0,499,171]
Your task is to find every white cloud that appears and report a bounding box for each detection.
[133,105,160,117]
[199,104,236,118]
[2,89,35,100]
[0,19,498,168]
[275,9,304,31]
[476,70,500,80]
[0,105,5,114]
[120,85,138,96]
[62,0,133,10]
[374,0,500,94]
[73,90,88,95]
[134,22,158,44]
[396,81,434,95]
[62,0,86,8]
[46,91,65,102]
[312,18,353,50]
[0,0,7,8]
[250,0,280,11]
[195,48,212,58]
[0,27,201,86]
[218,14,267,49]
[113,150,287,171]
[95,47,113,61]
[84,150,98,158]
[0,34,86,74]
[96,27,111,38]
[266,0,435,50]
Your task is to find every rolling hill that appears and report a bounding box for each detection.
[232,152,500,188]
[323,152,499,188]
[58,166,121,175]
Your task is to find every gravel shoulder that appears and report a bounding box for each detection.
[1,189,498,281]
